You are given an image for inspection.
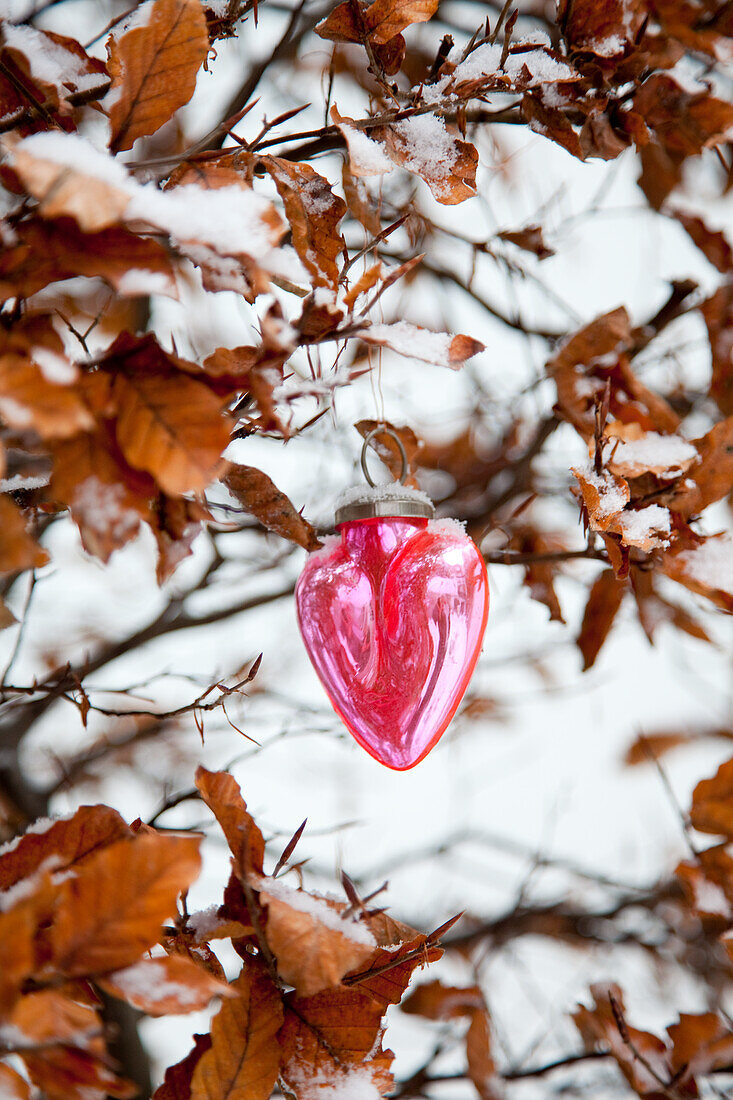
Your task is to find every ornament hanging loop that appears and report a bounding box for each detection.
[360,426,408,488]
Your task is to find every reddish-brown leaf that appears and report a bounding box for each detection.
[50,832,201,976]
[677,213,733,275]
[558,0,646,57]
[662,530,733,613]
[701,286,733,416]
[22,1045,135,1100]
[190,957,283,1100]
[369,120,478,204]
[576,568,626,670]
[195,767,265,881]
[107,0,209,153]
[154,1034,212,1100]
[668,1013,733,1081]
[623,732,693,766]
[316,0,439,45]
[466,1009,503,1100]
[224,466,320,551]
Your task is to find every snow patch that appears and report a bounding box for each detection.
[258,877,376,947]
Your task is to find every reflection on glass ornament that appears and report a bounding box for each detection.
[296,429,489,770]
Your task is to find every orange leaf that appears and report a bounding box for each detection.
[9,990,100,1047]
[0,497,49,575]
[22,1046,135,1100]
[107,0,209,153]
[153,1034,212,1100]
[224,466,321,551]
[50,832,201,976]
[466,1009,502,1100]
[99,955,233,1016]
[690,757,733,837]
[662,531,733,612]
[190,957,283,1100]
[0,1065,30,1099]
[369,118,478,204]
[195,767,265,881]
[666,416,733,517]
[316,0,439,44]
[264,158,346,289]
[667,1012,733,1080]
[0,803,130,892]
[260,880,376,997]
[402,980,485,1019]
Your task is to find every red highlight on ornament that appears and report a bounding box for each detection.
[296,485,489,770]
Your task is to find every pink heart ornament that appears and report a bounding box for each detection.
[296,514,489,769]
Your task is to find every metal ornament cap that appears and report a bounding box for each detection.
[334,483,435,525]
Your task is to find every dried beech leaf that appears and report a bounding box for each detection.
[576,568,626,670]
[497,225,554,259]
[355,419,421,486]
[362,321,483,367]
[190,957,283,1100]
[667,1012,733,1080]
[50,832,201,976]
[623,732,692,766]
[195,767,265,881]
[558,0,646,57]
[701,286,733,416]
[107,0,209,153]
[0,357,92,440]
[370,119,478,204]
[677,213,733,274]
[466,1009,503,1100]
[264,158,346,289]
[224,465,321,551]
[0,497,49,575]
[317,0,439,45]
[690,757,733,837]
[9,990,100,1048]
[279,987,393,1100]
[99,955,233,1016]
[154,1034,212,1100]
[0,803,130,892]
[662,531,733,612]
[22,1046,135,1100]
[260,881,375,997]
[0,1065,30,1100]
[346,935,442,1007]
[573,983,671,1098]
[402,980,485,1019]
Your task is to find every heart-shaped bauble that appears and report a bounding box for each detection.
[296,515,489,769]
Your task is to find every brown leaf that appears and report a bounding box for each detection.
[0,878,56,1016]
[521,94,584,160]
[224,465,321,551]
[497,225,554,259]
[668,1013,733,1081]
[107,0,210,153]
[623,732,693,766]
[154,1034,212,1100]
[701,286,733,416]
[345,935,443,1007]
[260,881,376,997]
[0,596,18,630]
[602,422,698,480]
[264,158,346,289]
[0,218,179,301]
[50,832,201,976]
[466,1009,502,1100]
[571,465,630,532]
[190,957,283,1100]
[0,1065,30,1099]
[0,358,92,441]
[49,428,154,563]
[402,980,485,1019]
[677,213,733,275]
[558,0,646,58]
[0,24,108,116]
[573,983,672,1098]
[362,321,483,366]
[690,757,733,837]
[22,1046,135,1100]
[668,416,733,517]
[550,307,631,436]
[6,142,131,233]
[100,333,232,495]
[0,496,49,574]
[632,75,733,160]
[370,119,478,204]
[317,0,439,45]
[662,530,733,612]
[278,986,393,1100]
[195,767,265,882]
[0,803,130,892]
[9,990,100,1047]
[99,955,233,1016]
[576,568,626,670]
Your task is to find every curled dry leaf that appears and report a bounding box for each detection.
[190,957,283,1100]
[667,416,733,517]
[667,1012,733,1081]
[49,831,202,976]
[263,158,346,290]
[224,465,321,552]
[497,225,554,259]
[316,0,439,46]
[362,320,483,367]
[355,419,421,487]
[106,0,210,153]
[701,286,733,416]
[99,955,233,1017]
[370,116,478,204]
[153,1034,212,1100]
[259,878,376,997]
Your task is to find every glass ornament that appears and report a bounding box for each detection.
[296,430,489,770]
